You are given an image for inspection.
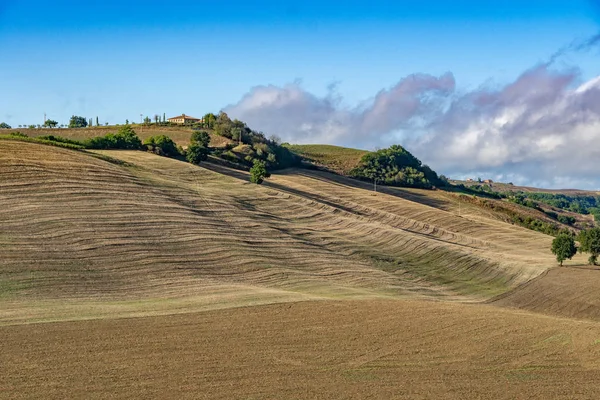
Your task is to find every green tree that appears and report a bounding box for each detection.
[232,127,243,144]
[96,116,99,126]
[551,233,577,266]
[68,115,88,128]
[43,119,58,128]
[203,113,216,129]
[186,143,210,164]
[191,131,211,147]
[250,159,270,184]
[0,122,11,129]
[143,116,151,125]
[577,227,600,265]
[163,113,166,123]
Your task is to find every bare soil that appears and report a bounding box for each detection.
[2,299,600,399]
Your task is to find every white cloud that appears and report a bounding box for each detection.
[225,63,600,189]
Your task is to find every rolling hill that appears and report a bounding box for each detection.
[0,139,566,323]
[4,139,600,399]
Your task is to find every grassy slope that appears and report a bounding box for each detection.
[285,144,368,174]
[0,140,569,324]
[5,126,232,147]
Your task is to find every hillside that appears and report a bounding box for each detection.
[285,144,368,174]
[0,140,567,324]
[6,125,232,148]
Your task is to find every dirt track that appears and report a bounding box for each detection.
[2,299,600,399]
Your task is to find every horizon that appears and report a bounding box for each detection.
[1,0,600,189]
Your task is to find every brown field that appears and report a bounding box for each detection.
[3,300,600,399]
[2,139,600,398]
[494,266,600,321]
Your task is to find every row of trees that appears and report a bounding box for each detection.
[551,227,600,266]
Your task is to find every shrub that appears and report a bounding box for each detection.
[37,135,82,146]
[186,143,209,164]
[143,135,180,157]
[190,131,211,147]
[250,159,270,184]
[557,215,576,226]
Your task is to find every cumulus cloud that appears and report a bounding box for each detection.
[225,38,600,189]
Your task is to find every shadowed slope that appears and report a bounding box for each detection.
[493,266,600,321]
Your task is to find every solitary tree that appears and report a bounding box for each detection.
[577,227,600,265]
[43,119,58,128]
[0,122,11,129]
[250,159,270,184]
[96,116,99,126]
[551,233,577,266]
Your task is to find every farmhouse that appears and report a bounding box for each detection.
[168,114,202,125]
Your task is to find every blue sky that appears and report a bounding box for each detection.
[1,0,600,187]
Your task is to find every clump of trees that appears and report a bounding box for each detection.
[69,115,88,128]
[0,122,11,129]
[143,135,180,157]
[206,112,299,170]
[85,125,142,150]
[350,145,445,189]
[551,232,577,266]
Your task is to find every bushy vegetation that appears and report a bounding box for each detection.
[0,132,85,150]
[459,195,563,236]
[84,125,142,150]
[206,112,299,170]
[350,145,445,189]
[143,135,180,157]
[250,159,270,184]
[37,135,83,147]
[551,232,577,266]
[0,122,12,129]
